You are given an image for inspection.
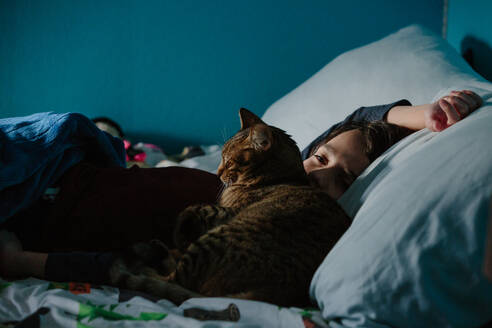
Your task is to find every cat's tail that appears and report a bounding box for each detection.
[109,260,202,305]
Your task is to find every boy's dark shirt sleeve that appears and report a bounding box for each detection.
[301,99,411,160]
[45,252,114,284]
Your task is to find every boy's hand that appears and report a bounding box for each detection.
[425,90,483,132]
[0,230,23,278]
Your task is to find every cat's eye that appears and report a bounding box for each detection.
[225,161,233,169]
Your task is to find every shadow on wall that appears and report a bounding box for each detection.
[461,35,492,82]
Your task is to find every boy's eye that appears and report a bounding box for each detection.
[314,155,326,165]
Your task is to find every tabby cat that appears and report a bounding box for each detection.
[109,108,351,307]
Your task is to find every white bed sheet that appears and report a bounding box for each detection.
[0,278,326,327]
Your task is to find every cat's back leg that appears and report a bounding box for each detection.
[226,286,311,308]
[110,265,202,305]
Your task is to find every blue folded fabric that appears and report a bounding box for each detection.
[0,112,125,223]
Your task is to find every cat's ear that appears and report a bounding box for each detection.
[239,108,264,130]
[250,124,272,151]
[239,108,272,150]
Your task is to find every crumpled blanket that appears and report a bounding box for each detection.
[0,278,328,328]
[0,112,125,223]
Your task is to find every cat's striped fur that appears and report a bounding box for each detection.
[109,108,351,307]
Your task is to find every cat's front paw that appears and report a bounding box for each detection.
[125,239,176,275]
[174,205,207,251]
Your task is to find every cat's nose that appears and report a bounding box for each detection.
[217,166,224,178]
[216,169,230,185]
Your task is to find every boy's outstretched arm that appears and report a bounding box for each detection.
[0,230,113,283]
[0,230,48,279]
[386,90,483,131]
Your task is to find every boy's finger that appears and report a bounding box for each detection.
[462,90,483,106]
[439,98,460,124]
[451,91,478,109]
[450,96,470,117]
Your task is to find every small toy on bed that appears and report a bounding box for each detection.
[184,303,240,322]
[92,116,167,168]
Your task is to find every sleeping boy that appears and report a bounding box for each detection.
[303,90,482,199]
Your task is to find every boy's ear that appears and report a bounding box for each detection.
[250,123,272,151]
[239,108,264,130]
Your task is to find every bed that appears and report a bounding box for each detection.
[1,24,491,328]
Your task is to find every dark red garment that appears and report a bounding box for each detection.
[5,163,223,252]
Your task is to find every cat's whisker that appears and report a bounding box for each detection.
[219,127,224,144]
[216,182,226,202]
[221,126,230,144]
[214,139,225,148]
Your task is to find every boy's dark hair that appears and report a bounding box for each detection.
[309,120,413,162]
[92,117,124,138]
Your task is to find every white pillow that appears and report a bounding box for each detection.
[268,24,492,327]
[311,103,492,327]
[261,24,491,150]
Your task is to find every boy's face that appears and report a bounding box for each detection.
[303,129,370,199]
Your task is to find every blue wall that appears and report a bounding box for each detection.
[447,0,492,82]
[0,0,443,153]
